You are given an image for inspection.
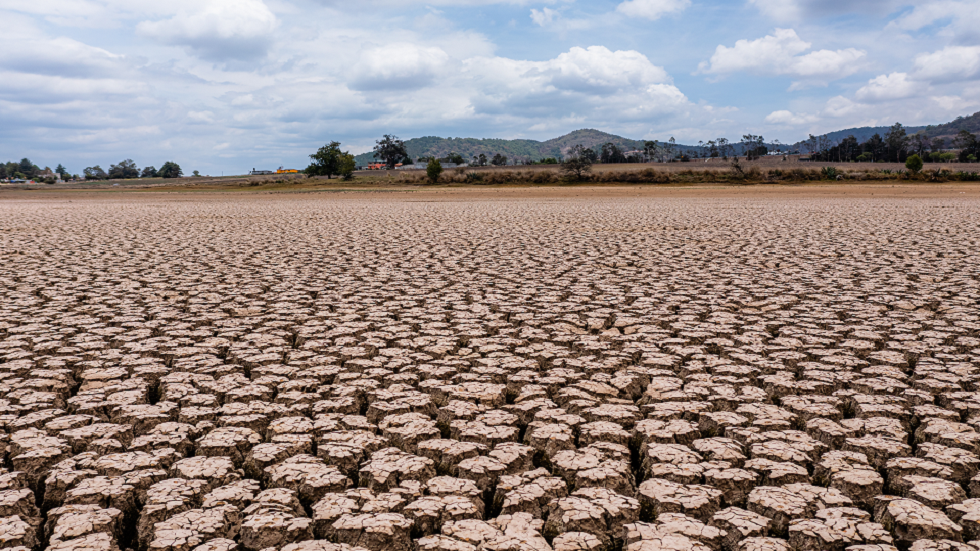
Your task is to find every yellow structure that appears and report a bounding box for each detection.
[276,168,299,174]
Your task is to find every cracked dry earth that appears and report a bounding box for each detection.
[1,190,980,551]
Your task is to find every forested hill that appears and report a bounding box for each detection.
[792,111,980,148]
[353,129,646,165]
[919,111,980,139]
[353,111,980,165]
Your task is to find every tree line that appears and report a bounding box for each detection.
[803,124,979,164]
[1,159,71,182]
[82,160,185,180]
[1,158,188,182]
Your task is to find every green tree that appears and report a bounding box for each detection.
[373,135,408,170]
[600,143,625,164]
[491,153,508,166]
[953,130,979,162]
[643,140,660,162]
[866,134,885,162]
[158,162,183,179]
[909,133,928,157]
[905,154,923,174]
[447,153,465,165]
[19,158,39,178]
[561,145,593,181]
[84,166,108,180]
[0,164,7,179]
[426,158,443,183]
[192,170,201,177]
[55,164,68,178]
[141,166,158,178]
[109,159,139,179]
[884,123,908,162]
[472,153,488,166]
[338,152,356,180]
[307,142,355,179]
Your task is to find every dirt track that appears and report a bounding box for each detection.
[1,184,980,551]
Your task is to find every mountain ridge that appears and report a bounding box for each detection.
[353,111,980,165]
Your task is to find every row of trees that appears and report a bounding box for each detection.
[82,161,183,180]
[2,158,194,181]
[366,134,771,169]
[806,124,979,164]
[1,159,72,181]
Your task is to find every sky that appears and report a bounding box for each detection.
[2,0,979,175]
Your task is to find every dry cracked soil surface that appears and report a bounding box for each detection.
[1,185,980,551]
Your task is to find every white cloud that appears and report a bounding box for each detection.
[699,28,866,87]
[187,110,216,124]
[764,110,819,125]
[351,44,451,91]
[887,1,980,43]
[855,72,922,101]
[460,46,692,128]
[823,96,865,118]
[615,0,690,20]
[137,0,278,61]
[0,35,124,78]
[530,7,558,26]
[912,46,980,83]
[542,46,672,90]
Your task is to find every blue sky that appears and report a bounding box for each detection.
[2,0,978,175]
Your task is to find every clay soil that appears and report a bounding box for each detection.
[2,183,980,551]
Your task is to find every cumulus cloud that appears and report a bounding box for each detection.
[823,96,865,118]
[855,72,922,101]
[615,0,690,20]
[699,28,866,88]
[461,46,690,124]
[887,1,980,44]
[541,46,672,91]
[764,110,819,125]
[912,46,980,83]
[530,7,558,26]
[351,43,451,91]
[137,0,278,61]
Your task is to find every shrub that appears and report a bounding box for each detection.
[822,167,838,180]
[905,154,924,174]
[729,158,745,180]
[426,158,443,183]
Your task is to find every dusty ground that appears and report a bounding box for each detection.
[1,184,980,551]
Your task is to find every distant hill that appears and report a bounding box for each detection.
[802,125,927,146]
[792,111,980,148]
[353,111,980,166]
[919,111,980,139]
[354,129,647,166]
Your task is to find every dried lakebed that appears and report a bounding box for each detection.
[1,189,980,551]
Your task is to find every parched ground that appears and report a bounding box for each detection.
[1,184,980,551]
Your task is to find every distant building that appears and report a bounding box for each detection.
[250,169,274,175]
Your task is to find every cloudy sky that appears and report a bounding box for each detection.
[2,0,978,175]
